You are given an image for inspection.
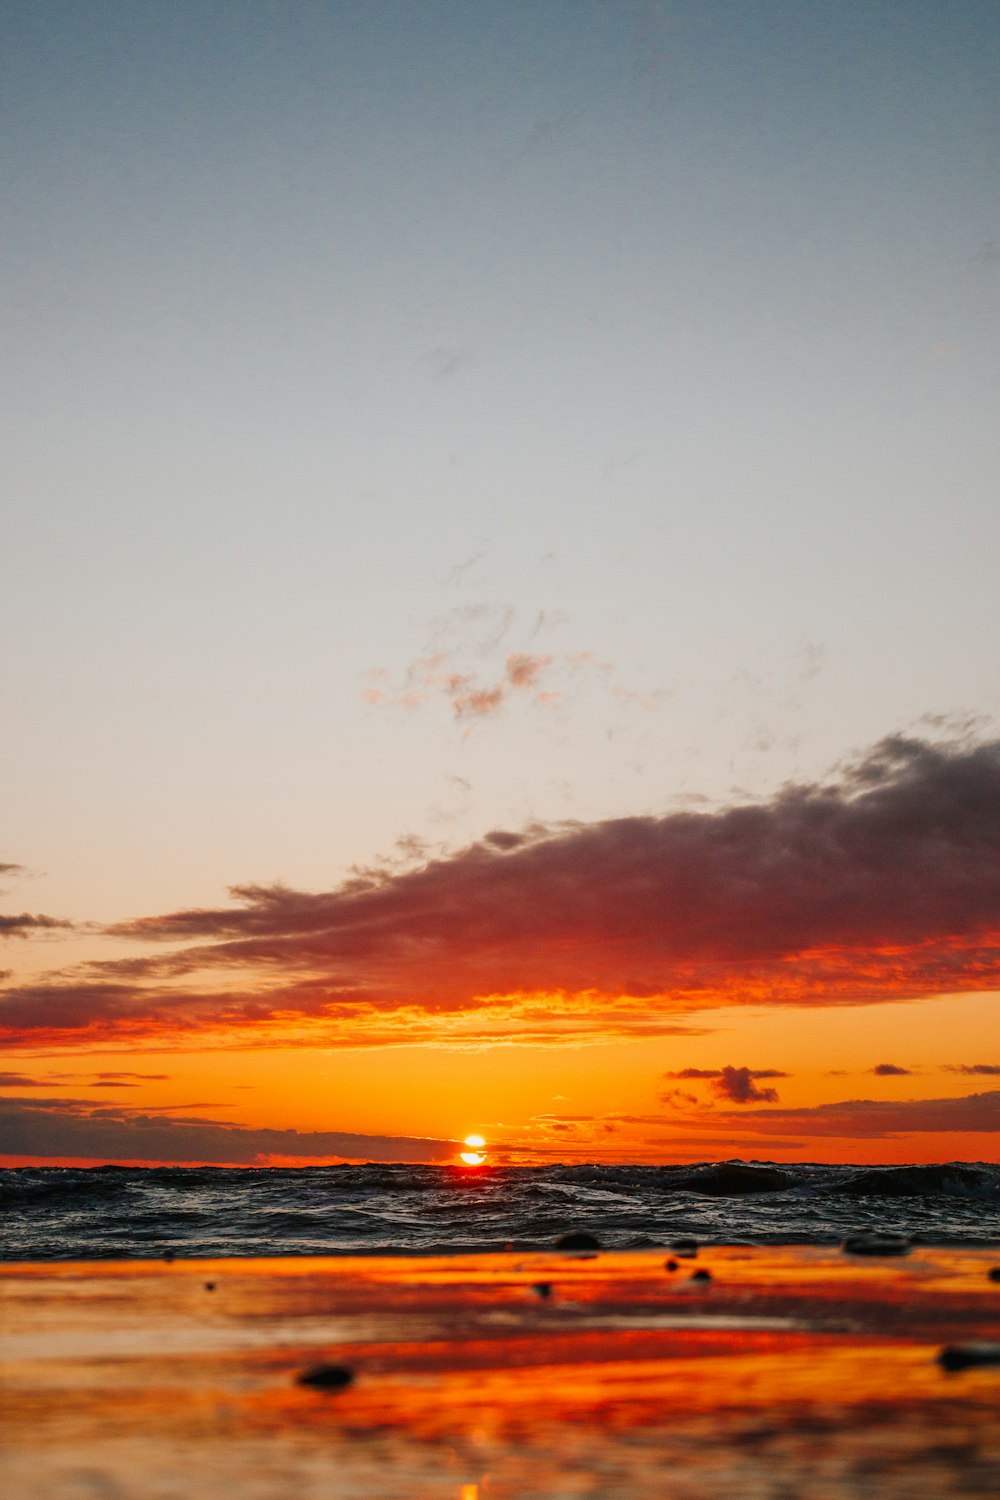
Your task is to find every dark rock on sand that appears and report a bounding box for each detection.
[532,1282,553,1299]
[671,1164,794,1196]
[842,1234,911,1256]
[556,1231,601,1251]
[689,1269,713,1283]
[664,1259,679,1272]
[204,1282,215,1291]
[937,1342,1000,1372]
[987,1267,1000,1283]
[297,1362,355,1390]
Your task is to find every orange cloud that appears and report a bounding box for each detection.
[505,652,552,690]
[359,607,643,727]
[3,734,1000,1051]
[452,685,504,719]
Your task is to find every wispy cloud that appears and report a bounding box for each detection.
[368,645,564,721]
[0,912,72,938]
[3,733,1000,1051]
[871,1062,912,1076]
[362,605,660,728]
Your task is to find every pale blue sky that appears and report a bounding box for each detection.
[2,0,998,925]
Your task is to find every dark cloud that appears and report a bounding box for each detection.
[94,1071,171,1082]
[0,1070,169,1089]
[4,733,1000,1049]
[0,912,72,937]
[0,1096,456,1165]
[661,1064,787,1103]
[712,1091,1000,1139]
[711,1065,781,1104]
[0,863,25,876]
[946,1064,1000,1076]
[664,1067,789,1080]
[872,1063,912,1076]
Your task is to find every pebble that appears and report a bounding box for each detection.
[555,1231,602,1251]
[841,1234,911,1257]
[297,1363,355,1390]
[664,1259,679,1272]
[988,1267,1000,1283]
[689,1269,713,1284]
[532,1282,553,1299]
[937,1342,1000,1373]
[204,1282,216,1292]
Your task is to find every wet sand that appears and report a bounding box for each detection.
[2,1246,999,1497]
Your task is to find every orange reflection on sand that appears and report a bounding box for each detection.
[3,1249,999,1498]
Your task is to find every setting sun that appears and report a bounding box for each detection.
[459,1134,487,1167]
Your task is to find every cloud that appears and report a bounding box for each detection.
[872,1063,912,1076]
[661,1088,701,1109]
[711,1091,1000,1139]
[0,1096,456,1165]
[711,1065,782,1104]
[93,1071,171,1082]
[0,863,25,876]
[0,1069,168,1088]
[661,1065,787,1103]
[0,912,72,937]
[663,1068,722,1080]
[505,653,553,690]
[452,684,505,719]
[663,1067,788,1080]
[384,647,560,722]
[362,606,652,727]
[946,1063,1000,1075]
[4,733,1000,1050]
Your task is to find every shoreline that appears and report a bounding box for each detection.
[3,1246,1000,1497]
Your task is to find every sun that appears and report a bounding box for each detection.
[459,1133,487,1167]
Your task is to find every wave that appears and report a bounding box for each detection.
[832,1164,997,1198]
[3,1161,999,1261]
[668,1164,798,1195]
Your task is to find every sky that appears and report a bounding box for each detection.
[2,0,999,1167]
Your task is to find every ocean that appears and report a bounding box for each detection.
[3,1160,999,1261]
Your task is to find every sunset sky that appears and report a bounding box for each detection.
[2,0,999,1167]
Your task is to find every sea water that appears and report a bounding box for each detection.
[3,1161,999,1260]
